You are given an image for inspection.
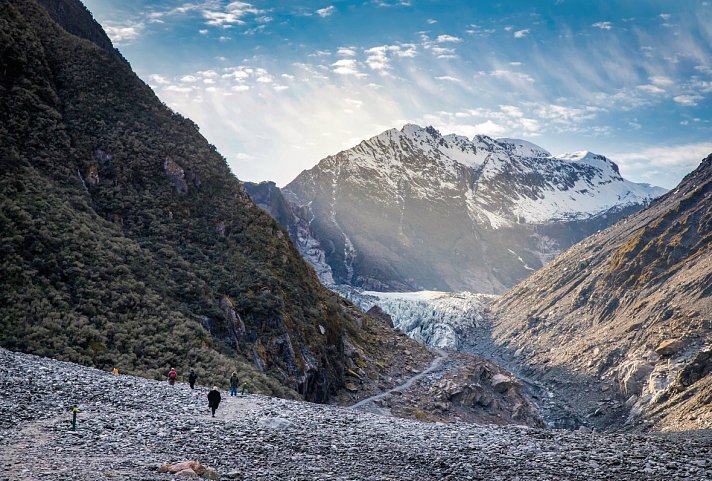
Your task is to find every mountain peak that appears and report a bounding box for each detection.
[496,138,551,158]
[558,150,621,176]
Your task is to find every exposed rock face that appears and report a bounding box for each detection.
[490,154,712,431]
[244,181,334,284]
[366,305,394,328]
[278,125,665,293]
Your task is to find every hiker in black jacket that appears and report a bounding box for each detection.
[207,387,221,417]
[188,369,198,389]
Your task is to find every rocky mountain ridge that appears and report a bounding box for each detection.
[268,124,665,293]
[489,153,712,432]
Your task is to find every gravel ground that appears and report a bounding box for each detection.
[1,348,711,481]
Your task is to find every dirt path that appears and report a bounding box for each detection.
[351,348,448,411]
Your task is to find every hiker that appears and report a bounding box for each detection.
[188,369,198,389]
[168,367,177,386]
[207,387,221,417]
[241,380,250,395]
[230,372,239,397]
[111,367,119,375]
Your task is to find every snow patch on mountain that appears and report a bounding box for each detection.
[329,125,666,228]
[497,138,551,158]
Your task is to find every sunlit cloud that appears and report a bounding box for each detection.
[673,94,703,106]
[316,6,336,17]
[435,76,460,82]
[365,44,417,71]
[611,142,712,185]
[514,29,530,38]
[104,22,144,45]
[636,84,665,94]
[436,34,462,43]
[331,59,366,77]
[592,21,613,30]
[149,74,170,84]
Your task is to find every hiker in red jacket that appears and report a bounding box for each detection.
[168,367,177,386]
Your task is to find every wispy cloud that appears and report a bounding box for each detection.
[592,21,613,30]
[104,22,144,45]
[636,84,666,94]
[673,94,703,106]
[514,29,530,39]
[435,76,460,82]
[316,6,336,17]
[436,34,462,43]
[331,59,366,77]
[365,44,417,71]
[611,142,712,185]
[148,74,170,85]
[478,69,535,83]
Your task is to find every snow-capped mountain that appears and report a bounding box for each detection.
[335,286,496,350]
[276,124,665,293]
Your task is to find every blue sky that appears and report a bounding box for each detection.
[84,0,712,188]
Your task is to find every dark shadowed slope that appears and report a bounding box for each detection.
[491,154,712,431]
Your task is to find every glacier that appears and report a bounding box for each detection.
[335,286,497,350]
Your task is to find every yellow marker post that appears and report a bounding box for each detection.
[71,405,78,431]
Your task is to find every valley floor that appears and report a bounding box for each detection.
[1,348,711,481]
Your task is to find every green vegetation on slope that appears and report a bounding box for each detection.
[0,0,361,401]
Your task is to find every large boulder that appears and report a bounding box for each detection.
[490,374,519,393]
[655,339,685,357]
[158,461,216,479]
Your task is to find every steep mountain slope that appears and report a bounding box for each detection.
[244,181,335,284]
[282,125,665,293]
[0,0,431,402]
[490,154,712,431]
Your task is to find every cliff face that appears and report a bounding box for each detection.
[0,0,421,403]
[490,155,712,431]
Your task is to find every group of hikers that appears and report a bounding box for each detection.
[165,367,249,417]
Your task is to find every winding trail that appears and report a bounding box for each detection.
[351,348,448,410]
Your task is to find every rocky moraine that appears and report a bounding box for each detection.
[1,348,711,481]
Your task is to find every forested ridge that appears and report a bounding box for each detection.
[0,0,379,401]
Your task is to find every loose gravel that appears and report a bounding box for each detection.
[1,348,711,480]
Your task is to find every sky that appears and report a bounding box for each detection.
[83,0,712,188]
